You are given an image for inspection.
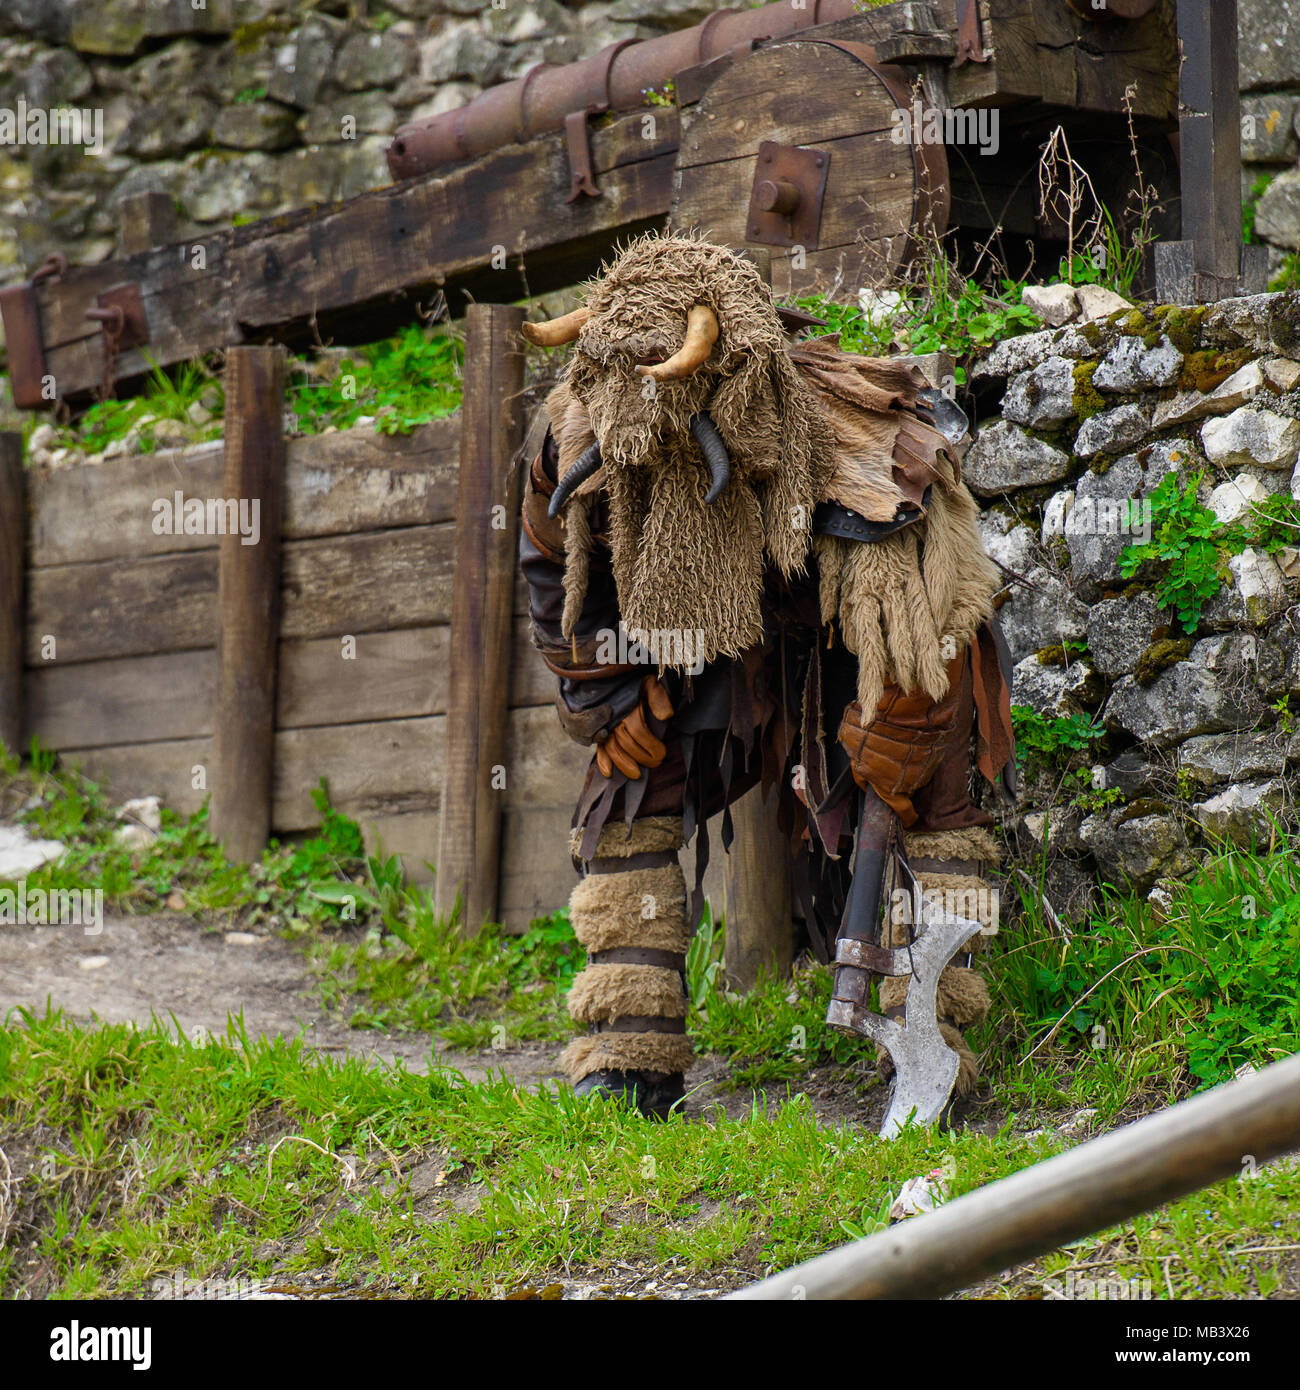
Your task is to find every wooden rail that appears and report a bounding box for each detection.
[15,398,588,928]
[731,1049,1300,1300]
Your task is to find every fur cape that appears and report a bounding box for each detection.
[548,334,997,711]
[543,234,997,707]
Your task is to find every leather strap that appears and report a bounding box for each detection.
[909,856,982,876]
[589,947,686,970]
[596,1017,687,1034]
[585,850,680,874]
[541,653,640,681]
[813,497,926,543]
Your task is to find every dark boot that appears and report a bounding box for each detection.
[572,1068,686,1119]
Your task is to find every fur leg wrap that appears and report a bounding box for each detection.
[569,867,693,955]
[903,826,1000,866]
[561,819,695,1083]
[877,862,996,1096]
[568,815,684,860]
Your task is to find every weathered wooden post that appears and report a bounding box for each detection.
[0,433,23,756]
[436,304,526,931]
[722,247,795,990]
[210,346,286,863]
[1156,0,1251,301]
[117,192,179,258]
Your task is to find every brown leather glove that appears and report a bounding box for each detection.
[595,675,674,780]
[838,654,965,826]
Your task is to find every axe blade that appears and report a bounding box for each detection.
[828,910,983,1140]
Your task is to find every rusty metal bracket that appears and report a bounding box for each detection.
[745,142,831,250]
[0,253,66,410]
[92,282,149,353]
[953,0,990,66]
[674,39,757,108]
[84,281,148,402]
[564,108,603,201]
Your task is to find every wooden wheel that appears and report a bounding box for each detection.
[670,39,949,301]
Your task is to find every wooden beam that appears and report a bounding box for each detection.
[210,346,286,863]
[723,782,795,991]
[435,305,526,931]
[34,112,676,402]
[0,435,23,755]
[723,247,794,990]
[21,2,1184,405]
[731,1049,1300,1300]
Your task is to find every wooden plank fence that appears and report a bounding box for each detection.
[4,316,591,930]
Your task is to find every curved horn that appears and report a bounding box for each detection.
[636,304,720,382]
[521,306,592,348]
[689,412,731,505]
[547,441,603,518]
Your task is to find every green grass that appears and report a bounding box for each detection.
[283,322,463,437]
[1,1008,1295,1300]
[3,742,373,931]
[304,903,581,1048]
[40,358,225,458]
[16,321,465,462]
[0,743,581,1050]
[3,745,1300,1297]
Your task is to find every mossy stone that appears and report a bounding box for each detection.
[1134,636,1192,687]
[1072,359,1106,421]
[1175,347,1252,392]
[1154,304,1210,356]
[1117,797,1171,825]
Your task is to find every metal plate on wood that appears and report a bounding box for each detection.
[0,281,49,409]
[672,39,948,300]
[96,282,149,352]
[745,142,830,250]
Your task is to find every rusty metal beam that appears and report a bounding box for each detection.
[387,0,861,180]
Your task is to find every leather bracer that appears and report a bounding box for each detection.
[838,653,966,827]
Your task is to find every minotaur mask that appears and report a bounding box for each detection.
[525,234,836,667]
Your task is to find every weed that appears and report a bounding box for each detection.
[1121,471,1300,634]
[1010,708,1106,778]
[795,269,1039,387]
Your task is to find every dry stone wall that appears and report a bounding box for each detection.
[969,292,1300,916]
[0,0,696,282]
[1241,0,1300,274]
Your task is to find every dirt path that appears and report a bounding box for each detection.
[0,913,557,1087]
[0,912,891,1126]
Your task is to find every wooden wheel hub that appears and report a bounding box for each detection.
[670,38,949,299]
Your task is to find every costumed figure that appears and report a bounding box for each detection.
[518,235,1016,1132]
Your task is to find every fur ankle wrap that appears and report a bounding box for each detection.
[562,819,695,1083]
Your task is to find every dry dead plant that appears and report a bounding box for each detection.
[1037,125,1104,284]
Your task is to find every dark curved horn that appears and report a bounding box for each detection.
[690,412,731,504]
[547,441,603,518]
